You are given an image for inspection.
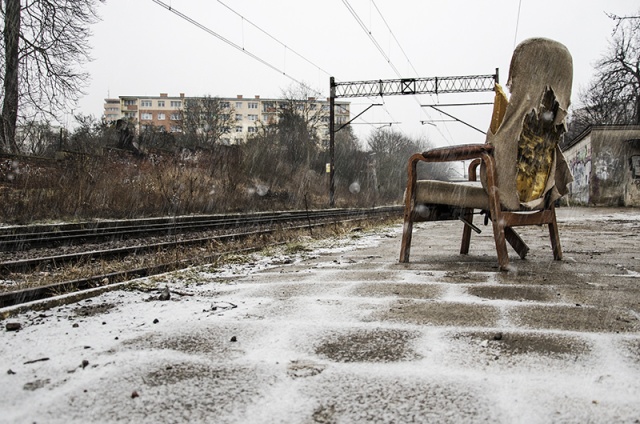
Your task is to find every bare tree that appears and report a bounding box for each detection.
[367,128,449,202]
[181,95,235,149]
[279,84,325,140]
[16,119,60,155]
[0,0,102,153]
[577,10,640,127]
[271,83,326,168]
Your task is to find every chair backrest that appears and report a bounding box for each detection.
[486,38,573,210]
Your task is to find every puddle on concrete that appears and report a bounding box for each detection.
[373,300,500,327]
[73,302,115,317]
[351,282,442,300]
[123,326,252,359]
[303,373,498,423]
[440,271,490,284]
[467,285,556,302]
[450,330,592,357]
[509,305,639,333]
[620,339,640,365]
[245,282,343,299]
[315,328,421,363]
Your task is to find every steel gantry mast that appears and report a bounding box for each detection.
[328,71,499,206]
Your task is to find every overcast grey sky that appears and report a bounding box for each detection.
[78,0,638,147]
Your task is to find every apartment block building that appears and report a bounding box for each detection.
[103,93,350,145]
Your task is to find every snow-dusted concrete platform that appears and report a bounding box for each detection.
[1,207,639,423]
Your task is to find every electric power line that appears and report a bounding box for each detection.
[514,0,523,49]
[370,0,421,78]
[341,0,402,77]
[215,0,332,78]
[359,0,457,144]
[152,0,323,97]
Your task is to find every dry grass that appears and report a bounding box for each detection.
[0,148,388,224]
[0,217,398,294]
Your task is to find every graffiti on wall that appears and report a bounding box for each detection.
[568,144,591,204]
[632,155,640,179]
[594,150,621,182]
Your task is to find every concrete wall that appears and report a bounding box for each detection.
[624,139,640,206]
[563,126,640,206]
[564,137,591,205]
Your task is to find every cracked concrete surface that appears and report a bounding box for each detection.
[1,207,639,423]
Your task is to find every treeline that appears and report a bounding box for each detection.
[1,111,451,224]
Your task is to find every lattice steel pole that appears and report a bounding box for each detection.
[329,77,336,207]
[328,71,498,206]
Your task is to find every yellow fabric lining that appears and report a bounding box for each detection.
[489,84,508,135]
[515,89,560,202]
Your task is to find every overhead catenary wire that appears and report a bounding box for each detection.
[370,0,421,78]
[215,0,332,78]
[341,0,402,78]
[513,0,523,49]
[211,1,399,133]
[152,0,324,97]
[343,0,458,144]
[370,0,440,130]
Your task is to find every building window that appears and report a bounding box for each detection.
[170,113,181,120]
[170,100,182,108]
[157,113,166,120]
[248,102,258,109]
[140,113,153,120]
[248,114,258,121]
[235,114,243,121]
[221,101,230,108]
[140,100,152,107]
[124,99,136,106]
[124,112,136,118]
[170,125,182,133]
[235,126,243,133]
[235,102,242,109]
[158,100,165,107]
[248,127,257,133]
[262,102,275,112]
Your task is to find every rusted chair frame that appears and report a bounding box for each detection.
[399,143,563,270]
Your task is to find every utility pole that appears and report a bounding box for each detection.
[328,71,498,207]
[329,77,336,207]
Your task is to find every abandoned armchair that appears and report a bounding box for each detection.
[399,37,574,271]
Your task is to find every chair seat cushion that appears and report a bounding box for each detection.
[415,180,490,210]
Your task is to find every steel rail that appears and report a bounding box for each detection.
[0,207,401,310]
[0,207,399,251]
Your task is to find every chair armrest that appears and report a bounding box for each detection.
[406,144,493,185]
[419,144,494,163]
[468,159,482,181]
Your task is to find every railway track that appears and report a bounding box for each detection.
[0,206,401,311]
[0,207,398,251]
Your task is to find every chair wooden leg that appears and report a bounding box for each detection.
[460,208,473,254]
[483,154,510,270]
[399,214,413,263]
[548,208,562,260]
[505,227,529,259]
[491,216,510,270]
[400,155,420,263]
